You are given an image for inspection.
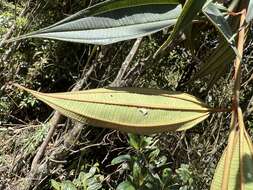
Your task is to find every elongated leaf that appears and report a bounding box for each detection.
[154,0,207,57]
[190,40,235,81]
[207,61,227,90]
[246,0,253,23]
[15,84,213,134]
[211,108,253,190]
[202,2,239,57]
[202,2,234,45]
[9,0,181,45]
[111,155,131,165]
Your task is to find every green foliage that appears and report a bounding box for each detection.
[1,0,253,190]
[246,0,253,23]
[18,93,38,109]
[51,165,104,190]
[175,164,195,190]
[21,124,49,154]
[111,134,200,190]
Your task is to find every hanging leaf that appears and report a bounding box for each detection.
[207,61,228,90]
[246,0,253,23]
[154,0,207,57]
[202,2,239,57]
[190,40,235,82]
[211,108,253,190]
[8,0,181,45]
[14,84,216,134]
[202,2,234,45]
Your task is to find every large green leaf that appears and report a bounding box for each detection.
[9,0,181,45]
[246,0,253,23]
[202,2,234,45]
[154,0,207,57]
[202,2,239,57]
[211,108,253,190]
[15,84,213,134]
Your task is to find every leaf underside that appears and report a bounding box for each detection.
[211,109,253,190]
[15,84,211,134]
[246,0,253,23]
[11,0,182,45]
[202,2,239,57]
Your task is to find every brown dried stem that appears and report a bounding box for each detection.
[233,9,246,110]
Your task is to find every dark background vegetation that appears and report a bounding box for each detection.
[0,0,253,189]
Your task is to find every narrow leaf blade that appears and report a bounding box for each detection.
[154,0,207,56]
[202,2,239,57]
[202,2,234,44]
[9,0,182,45]
[246,0,253,23]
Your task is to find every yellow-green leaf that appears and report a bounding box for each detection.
[15,84,214,134]
[211,108,253,190]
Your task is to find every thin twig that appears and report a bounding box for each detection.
[0,0,32,48]
[110,38,142,87]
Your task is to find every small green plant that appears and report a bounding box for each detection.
[51,164,104,190]
[112,134,199,190]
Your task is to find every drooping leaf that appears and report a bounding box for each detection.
[154,0,207,57]
[246,0,253,23]
[9,0,181,45]
[202,2,239,57]
[190,40,235,81]
[211,108,253,190]
[202,2,234,44]
[207,61,228,90]
[15,84,214,134]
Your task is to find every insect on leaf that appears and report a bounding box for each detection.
[14,84,215,134]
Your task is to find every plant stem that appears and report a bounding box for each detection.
[222,9,246,190]
[233,9,246,110]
